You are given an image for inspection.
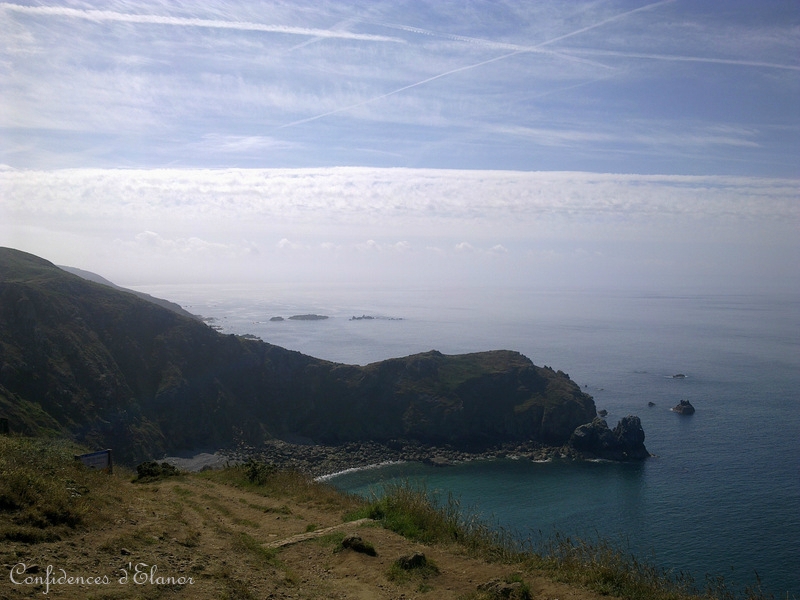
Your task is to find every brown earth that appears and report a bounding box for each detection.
[0,470,613,600]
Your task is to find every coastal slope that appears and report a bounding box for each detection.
[0,247,597,463]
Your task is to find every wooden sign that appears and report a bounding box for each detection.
[75,449,113,473]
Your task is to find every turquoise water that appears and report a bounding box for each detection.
[135,284,800,596]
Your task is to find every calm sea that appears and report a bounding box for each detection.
[133,283,800,596]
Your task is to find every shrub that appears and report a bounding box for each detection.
[134,460,181,482]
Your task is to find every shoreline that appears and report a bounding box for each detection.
[313,459,407,482]
[215,439,585,480]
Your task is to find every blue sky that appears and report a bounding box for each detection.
[1,1,798,290]
[2,0,798,174]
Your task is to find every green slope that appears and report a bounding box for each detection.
[0,247,597,464]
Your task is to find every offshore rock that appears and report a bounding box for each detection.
[569,415,649,460]
[672,399,695,415]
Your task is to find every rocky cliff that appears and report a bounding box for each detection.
[0,248,598,464]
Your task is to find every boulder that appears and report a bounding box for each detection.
[672,400,695,415]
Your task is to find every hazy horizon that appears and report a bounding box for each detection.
[1,1,798,294]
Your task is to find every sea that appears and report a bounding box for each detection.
[132,282,800,597]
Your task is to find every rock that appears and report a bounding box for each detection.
[568,415,649,460]
[598,409,608,417]
[613,415,649,459]
[647,401,656,407]
[269,316,284,321]
[672,400,695,415]
[569,417,617,453]
[672,373,686,379]
[395,552,428,570]
[477,577,531,599]
[341,535,376,556]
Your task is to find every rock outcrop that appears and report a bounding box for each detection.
[672,400,695,414]
[569,415,649,460]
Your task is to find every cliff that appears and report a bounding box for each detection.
[0,247,597,464]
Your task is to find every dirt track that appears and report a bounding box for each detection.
[1,473,610,599]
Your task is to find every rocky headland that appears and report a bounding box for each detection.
[0,247,648,467]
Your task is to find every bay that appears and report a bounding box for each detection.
[132,283,800,596]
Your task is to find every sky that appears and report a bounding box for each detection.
[1,1,798,292]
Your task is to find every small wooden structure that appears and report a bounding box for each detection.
[75,449,113,473]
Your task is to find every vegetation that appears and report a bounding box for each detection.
[134,460,182,482]
[358,481,517,559]
[387,552,441,588]
[0,436,121,543]
[0,435,784,599]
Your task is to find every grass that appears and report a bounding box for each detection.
[199,458,361,514]
[231,531,280,567]
[359,480,519,560]
[0,435,121,542]
[387,554,440,584]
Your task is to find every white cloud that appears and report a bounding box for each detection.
[2,168,796,290]
[2,168,796,226]
[130,231,249,258]
[277,238,304,251]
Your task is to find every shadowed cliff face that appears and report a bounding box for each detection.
[0,248,597,464]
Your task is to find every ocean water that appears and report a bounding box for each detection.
[133,283,800,596]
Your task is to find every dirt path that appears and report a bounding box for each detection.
[1,473,611,599]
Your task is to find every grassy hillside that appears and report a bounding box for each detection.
[0,247,597,464]
[0,435,771,600]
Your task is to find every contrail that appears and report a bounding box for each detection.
[278,0,675,129]
[557,48,800,72]
[534,0,676,48]
[0,2,403,43]
[278,49,526,129]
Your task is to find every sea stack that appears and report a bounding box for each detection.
[672,400,695,415]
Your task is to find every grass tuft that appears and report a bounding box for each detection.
[363,481,520,561]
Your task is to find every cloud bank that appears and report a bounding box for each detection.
[2,168,797,291]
